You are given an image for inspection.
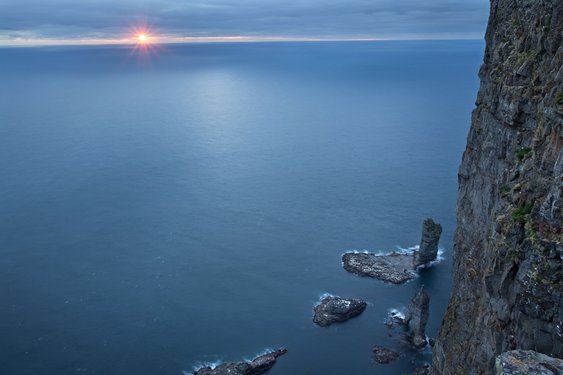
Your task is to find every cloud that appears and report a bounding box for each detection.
[0,0,489,42]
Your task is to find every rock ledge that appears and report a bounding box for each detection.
[495,350,563,375]
[342,252,416,284]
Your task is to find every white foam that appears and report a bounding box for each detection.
[314,292,335,307]
[387,307,406,321]
[416,248,446,269]
[189,359,223,373]
[421,337,433,354]
[395,244,418,254]
[318,292,335,300]
[341,249,372,256]
[437,248,446,261]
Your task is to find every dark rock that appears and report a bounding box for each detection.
[246,349,287,375]
[385,309,407,328]
[412,364,431,375]
[342,252,416,284]
[313,295,367,326]
[193,349,287,375]
[413,218,442,268]
[495,350,563,375]
[372,345,400,364]
[404,286,430,349]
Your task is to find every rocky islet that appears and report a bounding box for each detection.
[342,218,443,284]
[193,349,288,375]
[313,295,367,327]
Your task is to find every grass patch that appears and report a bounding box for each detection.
[516,147,532,161]
[500,185,511,197]
[556,92,563,105]
[512,202,533,223]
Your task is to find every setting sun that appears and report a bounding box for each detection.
[137,33,148,43]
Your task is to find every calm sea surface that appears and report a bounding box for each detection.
[0,41,482,375]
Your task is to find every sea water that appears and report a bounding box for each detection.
[0,40,482,374]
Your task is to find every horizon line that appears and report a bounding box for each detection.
[0,34,483,47]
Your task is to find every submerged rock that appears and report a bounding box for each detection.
[412,364,431,375]
[313,295,367,326]
[413,218,442,269]
[404,286,430,349]
[193,348,287,375]
[495,350,563,375]
[342,252,416,284]
[385,309,407,328]
[372,345,400,364]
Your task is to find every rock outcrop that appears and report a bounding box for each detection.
[404,286,430,349]
[193,349,287,375]
[432,0,562,373]
[495,350,563,375]
[342,252,416,284]
[313,295,367,326]
[412,365,431,375]
[343,219,442,283]
[413,219,442,268]
[372,345,400,364]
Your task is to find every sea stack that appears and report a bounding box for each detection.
[404,286,430,349]
[413,218,442,269]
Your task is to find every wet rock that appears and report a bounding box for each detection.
[385,309,406,328]
[372,345,400,364]
[313,295,367,326]
[193,348,287,375]
[413,218,442,269]
[404,286,430,349]
[495,350,563,375]
[342,252,416,284]
[412,364,431,375]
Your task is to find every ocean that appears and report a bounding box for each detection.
[0,40,483,374]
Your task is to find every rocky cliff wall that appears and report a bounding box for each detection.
[431,0,562,374]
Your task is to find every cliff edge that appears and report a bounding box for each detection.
[431,0,562,374]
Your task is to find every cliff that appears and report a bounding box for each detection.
[431,0,562,374]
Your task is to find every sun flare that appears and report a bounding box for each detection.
[137,33,149,43]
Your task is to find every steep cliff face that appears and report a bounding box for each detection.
[432,1,562,374]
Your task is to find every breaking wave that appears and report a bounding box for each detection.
[188,359,223,373]
[388,307,406,321]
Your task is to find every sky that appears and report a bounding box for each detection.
[0,0,490,45]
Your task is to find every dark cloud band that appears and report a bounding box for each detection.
[0,0,489,42]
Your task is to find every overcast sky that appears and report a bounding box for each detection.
[0,0,489,44]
